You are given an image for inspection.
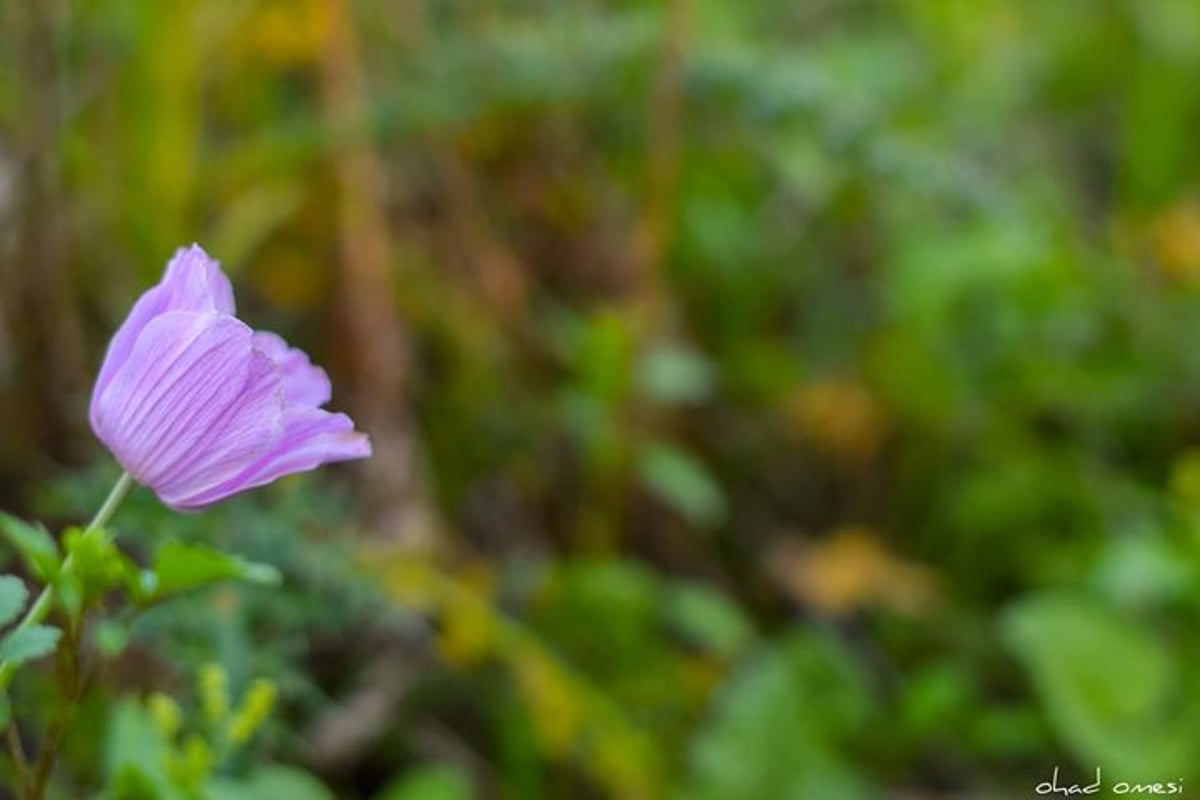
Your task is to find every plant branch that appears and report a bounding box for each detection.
[0,472,134,690]
[0,471,134,797]
[6,719,31,797]
[27,619,83,797]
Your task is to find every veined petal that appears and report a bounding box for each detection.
[155,349,287,509]
[90,244,235,422]
[160,244,236,316]
[252,331,331,406]
[168,406,372,511]
[92,310,282,493]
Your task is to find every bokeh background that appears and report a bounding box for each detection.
[4,0,1200,797]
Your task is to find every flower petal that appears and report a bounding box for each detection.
[90,245,235,426]
[168,406,372,511]
[160,244,236,316]
[253,331,331,406]
[92,310,283,494]
[154,349,287,509]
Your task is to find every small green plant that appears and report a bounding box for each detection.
[101,662,325,800]
[0,503,281,799]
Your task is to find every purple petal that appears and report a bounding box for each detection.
[160,244,236,316]
[253,331,331,407]
[90,245,235,425]
[92,310,284,497]
[154,349,288,510]
[167,406,372,511]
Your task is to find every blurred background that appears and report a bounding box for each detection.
[4,0,1200,797]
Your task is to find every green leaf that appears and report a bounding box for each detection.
[635,343,715,405]
[663,582,754,658]
[684,631,871,800]
[377,764,473,800]
[1002,592,1191,777]
[0,513,60,581]
[0,575,29,629]
[0,625,61,665]
[62,526,141,614]
[637,443,727,527]
[94,619,131,657]
[151,540,281,599]
[208,766,333,800]
[103,700,177,800]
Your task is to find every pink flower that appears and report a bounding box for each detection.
[90,245,371,511]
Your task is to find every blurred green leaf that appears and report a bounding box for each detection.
[209,766,333,800]
[151,540,281,599]
[1091,533,1192,606]
[537,559,660,666]
[0,575,28,628]
[103,700,176,800]
[0,624,61,666]
[94,619,132,657]
[0,512,60,581]
[574,311,634,405]
[637,443,727,528]
[662,582,753,658]
[684,630,872,799]
[1003,592,1192,776]
[377,764,473,800]
[636,343,716,405]
[62,526,142,614]
[897,664,974,741]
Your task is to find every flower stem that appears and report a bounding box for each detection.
[86,471,135,531]
[0,472,135,690]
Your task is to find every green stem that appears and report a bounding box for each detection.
[86,471,136,532]
[0,472,134,690]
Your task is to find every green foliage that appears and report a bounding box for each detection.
[0,513,60,582]
[683,632,872,800]
[377,765,473,800]
[150,540,281,600]
[0,575,29,626]
[661,582,753,659]
[0,625,61,667]
[208,767,333,800]
[637,442,727,528]
[9,0,1200,796]
[61,525,143,613]
[635,343,716,406]
[103,666,322,800]
[0,574,60,672]
[386,555,669,799]
[1003,593,1193,778]
[105,700,176,800]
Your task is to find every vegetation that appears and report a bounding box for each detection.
[3,0,1200,797]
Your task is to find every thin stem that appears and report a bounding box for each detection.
[0,472,134,690]
[6,721,30,794]
[28,622,82,797]
[87,471,136,531]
